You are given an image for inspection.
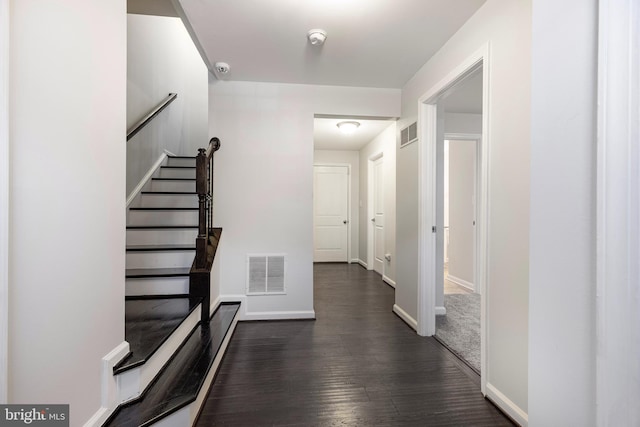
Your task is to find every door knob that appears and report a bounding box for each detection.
[343,220,348,224]
[371,218,375,222]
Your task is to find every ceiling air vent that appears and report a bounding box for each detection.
[400,122,418,148]
[246,254,286,295]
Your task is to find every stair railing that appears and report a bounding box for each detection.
[195,137,221,268]
[190,137,222,323]
[126,93,177,141]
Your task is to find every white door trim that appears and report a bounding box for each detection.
[596,1,640,424]
[367,152,383,271]
[313,163,352,263]
[0,0,9,404]
[417,43,490,395]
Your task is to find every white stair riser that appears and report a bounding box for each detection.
[166,157,196,167]
[140,194,198,208]
[128,210,198,226]
[126,229,198,246]
[116,304,201,404]
[150,180,195,192]
[126,251,194,269]
[125,277,189,296]
[158,168,195,179]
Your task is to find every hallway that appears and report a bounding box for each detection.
[197,264,514,426]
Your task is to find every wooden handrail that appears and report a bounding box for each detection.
[126,93,177,141]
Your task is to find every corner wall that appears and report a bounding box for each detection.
[528,0,597,424]
[9,1,126,424]
[127,13,208,196]
[396,0,531,417]
[209,81,400,318]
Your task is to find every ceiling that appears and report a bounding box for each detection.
[314,118,395,150]
[176,0,487,88]
[128,0,178,17]
[440,71,483,114]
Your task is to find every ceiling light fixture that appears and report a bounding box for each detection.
[307,29,327,46]
[337,121,360,135]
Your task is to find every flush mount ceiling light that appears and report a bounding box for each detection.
[336,121,360,135]
[307,29,327,46]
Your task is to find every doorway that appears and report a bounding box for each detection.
[368,154,385,275]
[417,46,489,390]
[313,165,350,262]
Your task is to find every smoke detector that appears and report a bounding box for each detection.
[215,62,230,74]
[307,29,327,46]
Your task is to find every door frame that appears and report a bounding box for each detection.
[595,0,640,423]
[367,151,384,271]
[444,133,481,295]
[417,44,490,394]
[313,163,352,263]
[1,0,9,404]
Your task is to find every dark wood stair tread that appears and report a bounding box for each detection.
[106,303,241,427]
[151,178,196,181]
[141,191,198,195]
[167,156,196,159]
[160,166,195,169]
[126,225,198,230]
[126,245,196,252]
[114,296,202,374]
[129,207,198,211]
[126,268,190,279]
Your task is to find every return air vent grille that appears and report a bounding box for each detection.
[400,122,418,147]
[246,254,286,295]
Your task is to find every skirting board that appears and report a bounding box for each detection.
[382,275,396,288]
[357,259,368,269]
[126,149,177,207]
[350,258,360,264]
[243,310,316,321]
[220,295,315,321]
[83,341,130,427]
[486,382,528,427]
[393,304,417,331]
[435,306,447,316]
[446,274,475,291]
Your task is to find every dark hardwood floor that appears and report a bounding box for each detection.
[196,263,515,426]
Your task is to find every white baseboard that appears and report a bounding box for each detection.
[243,310,316,321]
[357,259,368,269]
[486,382,528,427]
[446,273,475,292]
[435,306,447,316]
[84,341,130,427]
[350,258,360,264]
[126,150,176,207]
[393,304,417,331]
[382,275,396,288]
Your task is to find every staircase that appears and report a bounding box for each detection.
[104,148,239,427]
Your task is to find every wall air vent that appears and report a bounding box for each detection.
[400,122,418,148]
[246,254,286,295]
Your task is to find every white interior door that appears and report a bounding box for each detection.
[372,157,384,274]
[313,165,349,262]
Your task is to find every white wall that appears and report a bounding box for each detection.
[396,0,531,416]
[528,0,597,424]
[0,0,8,405]
[209,81,400,318]
[447,140,476,286]
[9,1,126,425]
[359,123,397,284]
[313,150,360,262]
[445,112,482,134]
[127,13,208,196]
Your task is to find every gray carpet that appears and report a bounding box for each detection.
[435,293,481,372]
